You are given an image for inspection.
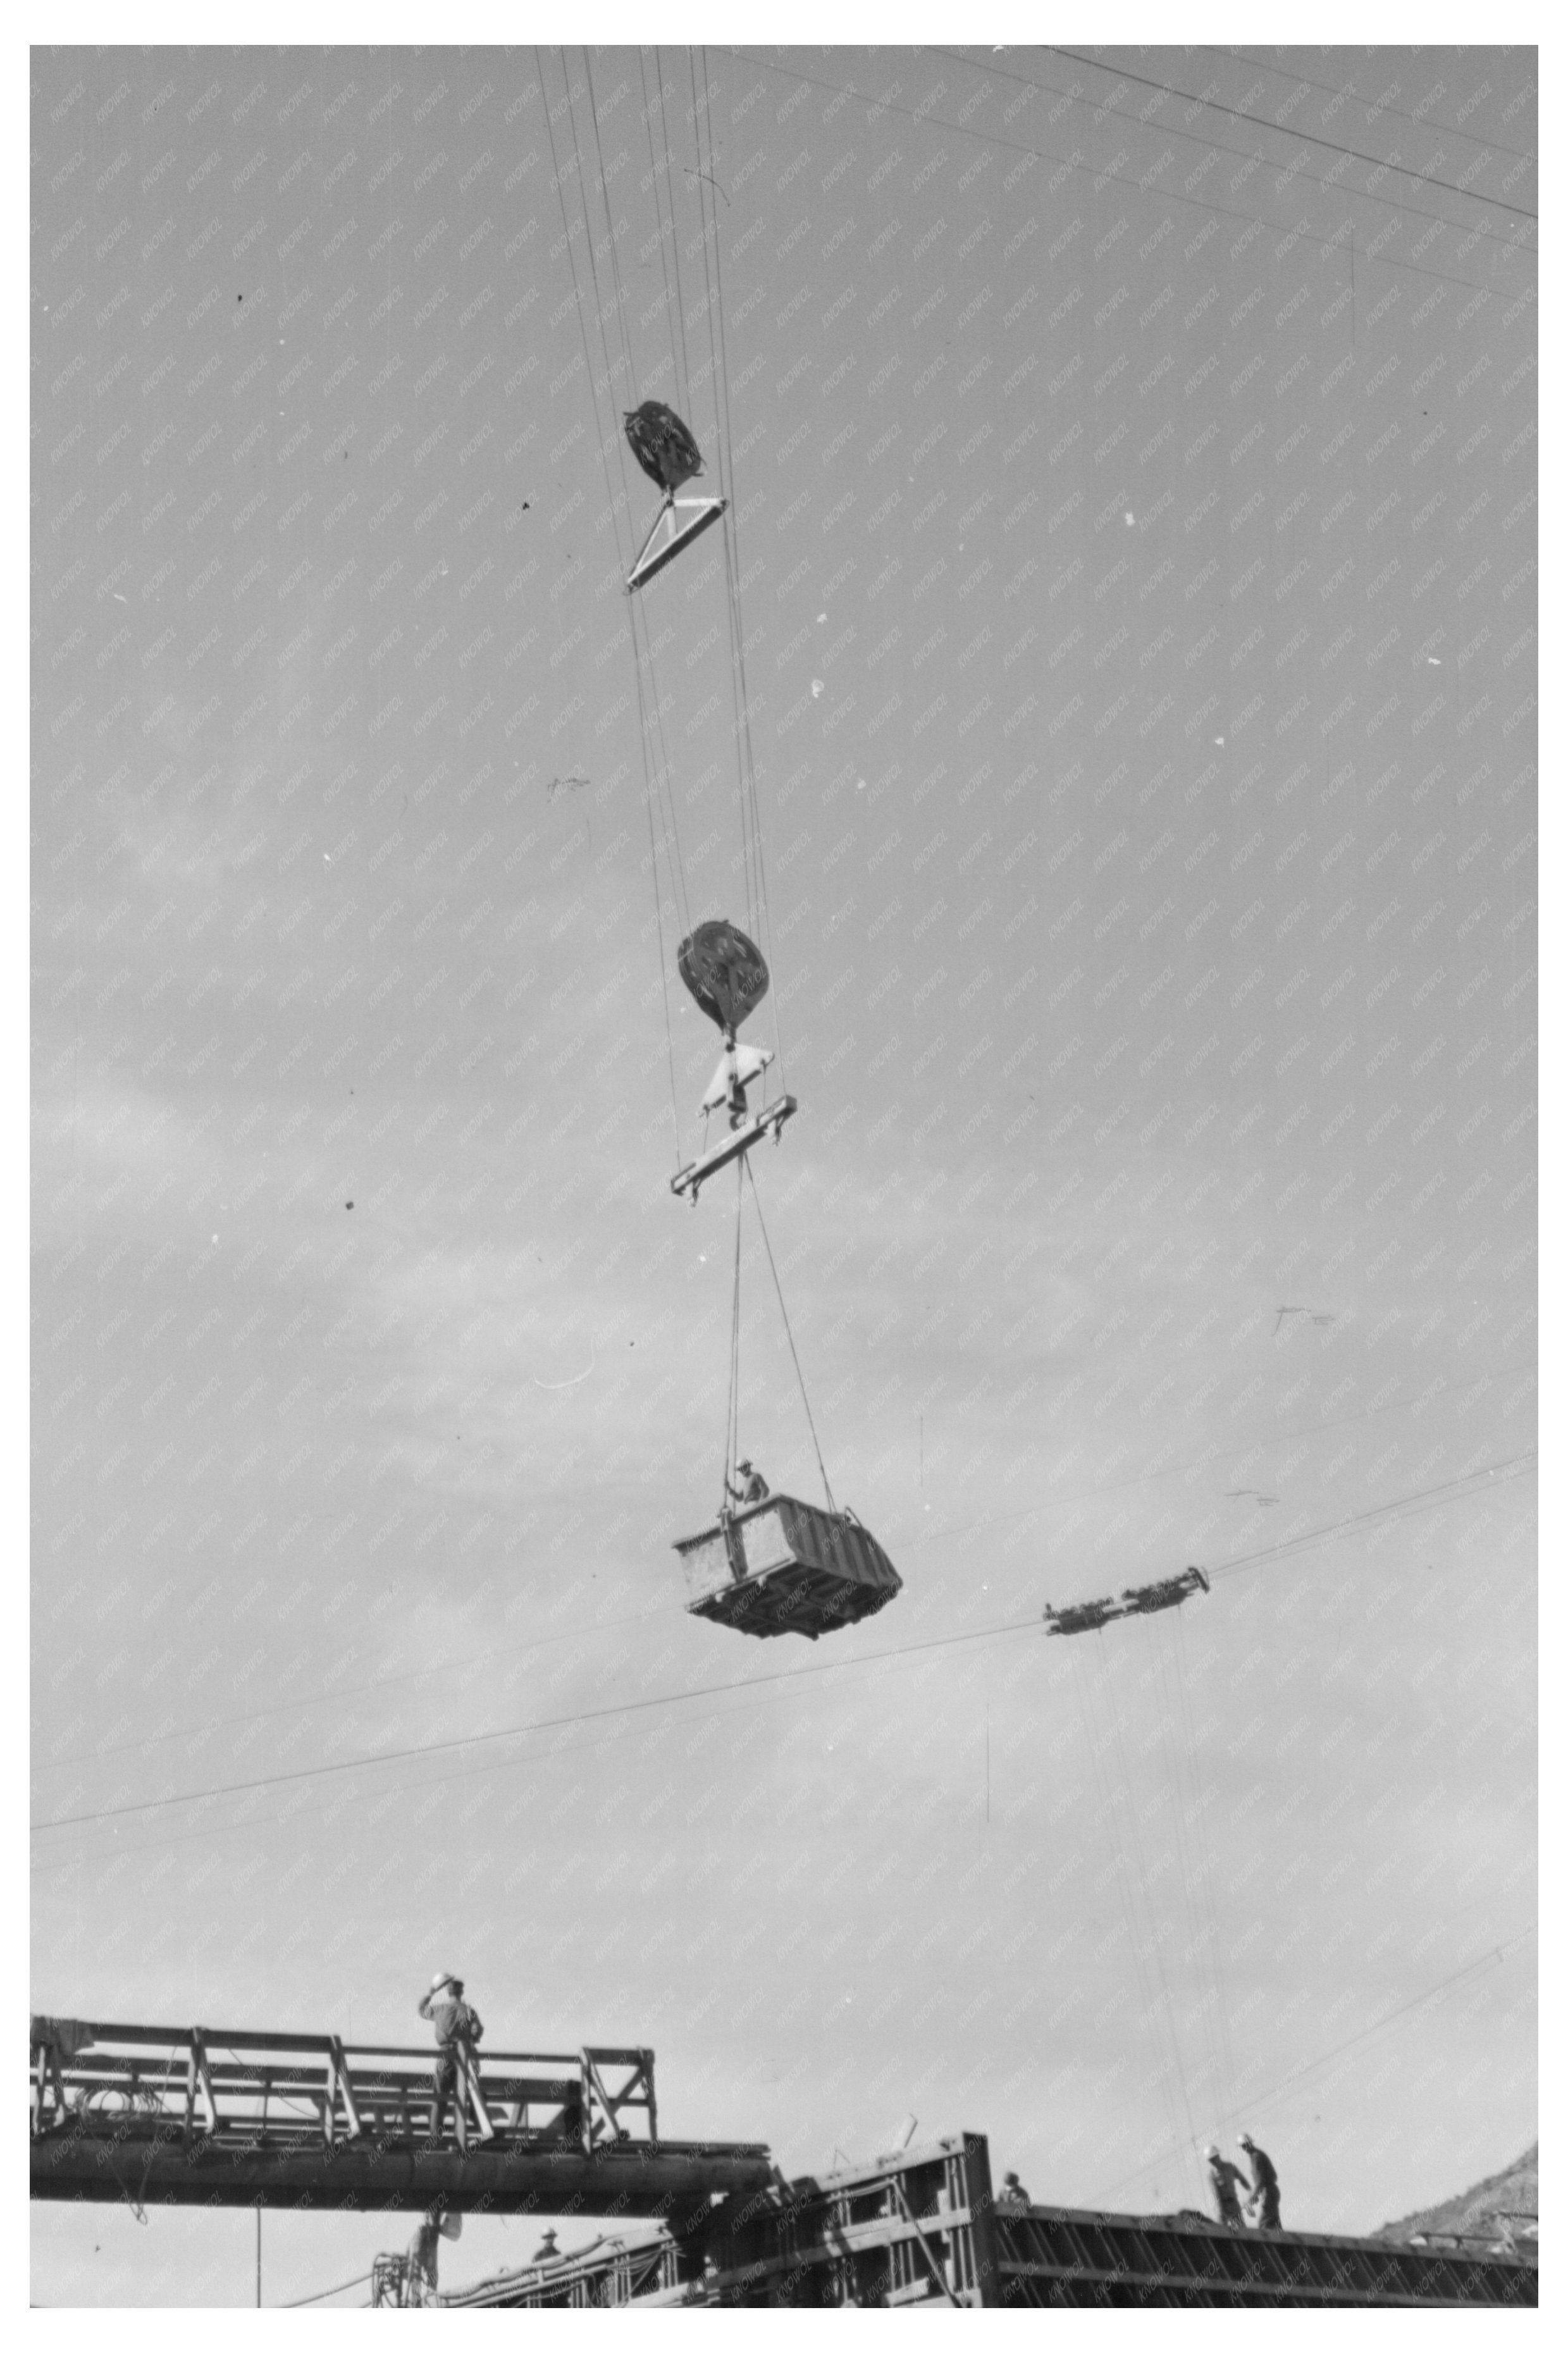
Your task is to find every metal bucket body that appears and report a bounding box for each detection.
[674,1496,901,1640]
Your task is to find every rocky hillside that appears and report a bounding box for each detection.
[1375,2144,1537,2244]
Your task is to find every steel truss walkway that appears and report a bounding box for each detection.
[30,2023,1538,2308]
[408,2135,1539,2311]
[28,2018,770,2218]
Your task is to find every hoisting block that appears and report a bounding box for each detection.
[671,1096,796,1204]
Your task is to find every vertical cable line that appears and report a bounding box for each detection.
[577,52,688,922]
[655,54,696,417]
[694,52,784,1089]
[560,52,801,1437]
[552,45,691,1159]
[1140,1635,1207,2112]
[612,33,698,967]
[584,48,639,406]
[724,1156,745,1497]
[684,49,725,457]
[699,56,762,933]
[1175,1610,1239,2123]
[629,610,684,1163]
[539,47,626,568]
[565,71,637,540]
[641,622,691,929]
[1068,1644,1191,2175]
[689,80,759,951]
[1144,1635,1214,2114]
[1163,1615,1227,2118]
[745,1158,835,1514]
[1101,1639,1201,2168]
[1149,1633,1225,2123]
[637,48,688,422]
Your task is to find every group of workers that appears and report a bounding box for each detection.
[1206,2134,1283,2231]
[414,1974,1284,2245]
[1001,2143,1281,2235]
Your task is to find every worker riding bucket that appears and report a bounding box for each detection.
[674,1493,902,1641]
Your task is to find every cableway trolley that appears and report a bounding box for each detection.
[1042,1565,1209,1638]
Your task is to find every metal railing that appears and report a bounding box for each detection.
[432,2233,690,2309]
[30,2015,655,2156]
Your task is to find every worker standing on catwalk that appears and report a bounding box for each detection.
[418,1970,484,2151]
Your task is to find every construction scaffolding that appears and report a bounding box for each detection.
[408,2135,1542,2311]
[987,2197,1539,2308]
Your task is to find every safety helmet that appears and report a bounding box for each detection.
[1237,2132,1254,2149]
[738,1459,753,1471]
[1204,2144,1219,2161]
[430,1970,458,1994]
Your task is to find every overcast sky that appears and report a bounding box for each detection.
[31,37,1535,2306]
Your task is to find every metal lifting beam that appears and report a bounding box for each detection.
[670,1095,796,1204]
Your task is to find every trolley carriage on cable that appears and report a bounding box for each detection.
[676,1492,903,1642]
[1042,1564,1209,1638]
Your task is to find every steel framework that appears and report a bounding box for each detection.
[990,2201,1539,2307]
[29,2022,1538,2309]
[400,2232,691,2309]
[421,2135,1540,2311]
[28,2017,770,2217]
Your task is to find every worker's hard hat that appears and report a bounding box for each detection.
[1204,2144,1219,2160]
[429,1970,458,1994]
[1237,2132,1254,2149]
[738,1458,753,1470]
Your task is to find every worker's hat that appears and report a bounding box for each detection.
[429,1969,459,1994]
[1237,2131,1254,2148]
[1203,2144,1220,2160]
[737,1457,753,1469]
